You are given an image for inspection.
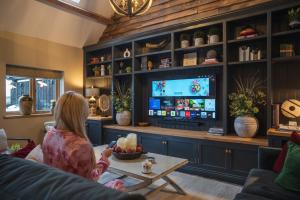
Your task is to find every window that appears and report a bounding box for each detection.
[5,65,63,114]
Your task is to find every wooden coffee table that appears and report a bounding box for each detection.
[94,145,188,196]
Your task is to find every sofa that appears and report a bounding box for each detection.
[0,154,145,200]
[233,147,300,200]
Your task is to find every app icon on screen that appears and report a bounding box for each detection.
[180,111,185,117]
[201,112,207,118]
[185,111,191,118]
[149,110,154,116]
[171,111,176,116]
[157,110,162,116]
[162,110,166,116]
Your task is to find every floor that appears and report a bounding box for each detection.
[146,172,242,200]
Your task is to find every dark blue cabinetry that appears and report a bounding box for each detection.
[103,128,258,184]
[86,120,102,146]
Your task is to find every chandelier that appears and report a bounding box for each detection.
[109,0,153,17]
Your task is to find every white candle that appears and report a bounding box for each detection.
[126,133,137,151]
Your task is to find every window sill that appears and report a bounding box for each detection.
[3,113,53,119]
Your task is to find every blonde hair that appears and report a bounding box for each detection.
[54,91,96,164]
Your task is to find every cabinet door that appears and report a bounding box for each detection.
[86,120,102,146]
[103,128,127,145]
[227,144,258,176]
[140,134,166,155]
[166,137,198,166]
[199,141,227,171]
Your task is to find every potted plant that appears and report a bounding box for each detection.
[193,30,205,46]
[113,81,131,126]
[180,33,190,48]
[208,27,220,44]
[228,74,266,138]
[93,66,101,76]
[288,7,300,29]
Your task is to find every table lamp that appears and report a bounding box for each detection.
[85,86,100,116]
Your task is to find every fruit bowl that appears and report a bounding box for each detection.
[112,151,143,160]
[109,141,145,160]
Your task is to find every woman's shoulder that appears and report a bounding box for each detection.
[45,128,88,146]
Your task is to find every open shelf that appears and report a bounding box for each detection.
[134,63,223,75]
[175,42,223,52]
[272,55,300,63]
[135,50,171,58]
[86,75,112,80]
[114,73,132,77]
[228,59,267,65]
[228,35,267,44]
[114,57,132,61]
[87,60,112,66]
[272,29,300,37]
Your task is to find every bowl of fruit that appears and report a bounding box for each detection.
[109,133,145,160]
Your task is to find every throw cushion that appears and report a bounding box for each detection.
[25,144,43,163]
[290,132,300,144]
[275,142,300,192]
[11,140,36,158]
[0,129,8,152]
[273,143,288,173]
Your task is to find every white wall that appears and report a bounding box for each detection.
[0,31,83,143]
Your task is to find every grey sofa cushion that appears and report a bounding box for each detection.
[242,169,300,200]
[0,155,145,200]
[234,192,272,200]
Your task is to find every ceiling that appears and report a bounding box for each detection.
[0,0,114,48]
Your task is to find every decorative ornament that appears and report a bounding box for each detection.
[109,0,153,17]
[281,99,300,119]
[98,94,111,113]
[123,48,131,58]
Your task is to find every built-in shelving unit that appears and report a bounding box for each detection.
[83,1,300,135]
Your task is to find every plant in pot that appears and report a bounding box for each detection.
[180,33,190,48]
[288,7,300,29]
[228,74,266,138]
[113,81,131,126]
[208,27,220,44]
[193,30,206,46]
[93,66,101,76]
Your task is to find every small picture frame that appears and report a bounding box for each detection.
[183,52,197,66]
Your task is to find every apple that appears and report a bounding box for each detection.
[136,146,142,153]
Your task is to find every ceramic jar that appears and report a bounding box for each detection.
[234,116,258,138]
[208,35,219,44]
[194,38,205,46]
[116,111,131,126]
[19,95,33,115]
[181,40,189,48]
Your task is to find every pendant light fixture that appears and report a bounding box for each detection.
[109,0,153,17]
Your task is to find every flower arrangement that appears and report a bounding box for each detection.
[193,30,206,39]
[288,7,300,23]
[228,73,266,117]
[208,27,220,36]
[113,81,131,113]
[180,33,190,41]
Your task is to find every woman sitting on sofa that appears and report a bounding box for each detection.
[42,91,124,191]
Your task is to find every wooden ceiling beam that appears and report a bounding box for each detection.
[36,0,112,25]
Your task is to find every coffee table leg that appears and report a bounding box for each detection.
[162,176,186,195]
[126,180,152,192]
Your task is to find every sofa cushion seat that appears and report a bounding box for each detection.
[242,169,300,200]
[234,192,272,200]
[0,155,144,200]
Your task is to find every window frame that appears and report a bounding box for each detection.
[5,65,63,116]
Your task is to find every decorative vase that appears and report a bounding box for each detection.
[116,111,131,126]
[289,20,300,29]
[194,38,205,46]
[181,40,189,48]
[19,95,33,115]
[94,70,100,76]
[208,35,219,44]
[234,116,258,138]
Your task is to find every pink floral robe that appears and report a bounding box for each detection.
[42,128,123,190]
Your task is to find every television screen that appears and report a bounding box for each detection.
[149,76,216,120]
[152,77,211,97]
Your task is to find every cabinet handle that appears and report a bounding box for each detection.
[228,149,232,154]
[225,149,228,154]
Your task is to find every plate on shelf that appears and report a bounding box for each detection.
[98,94,111,113]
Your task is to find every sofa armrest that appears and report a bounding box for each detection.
[258,146,281,170]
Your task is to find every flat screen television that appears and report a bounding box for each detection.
[148,75,217,120]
